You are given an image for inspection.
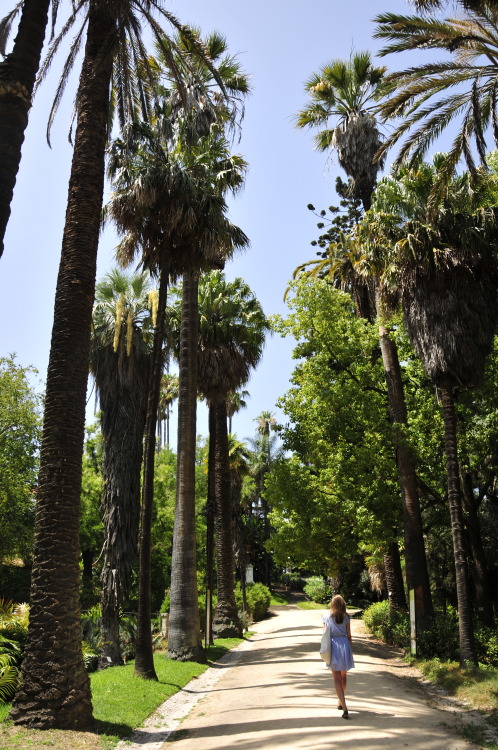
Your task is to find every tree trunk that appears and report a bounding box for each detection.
[204,404,216,649]
[212,399,242,638]
[167,273,205,662]
[379,324,433,631]
[384,541,407,611]
[461,468,494,627]
[99,381,147,669]
[134,269,168,680]
[0,0,51,256]
[440,383,477,666]
[353,280,374,324]
[11,7,115,729]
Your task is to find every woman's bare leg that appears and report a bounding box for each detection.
[332,669,347,711]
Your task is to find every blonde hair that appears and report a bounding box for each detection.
[330,594,346,624]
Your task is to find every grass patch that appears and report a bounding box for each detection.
[0,703,11,722]
[0,636,247,750]
[414,658,498,711]
[296,600,323,610]
[90,653,207,735]
[270,591,289,606]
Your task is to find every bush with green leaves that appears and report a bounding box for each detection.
[417,607,459,661]
[246,583,271,621]
[362,599,409,648]
[474,624,498,667]
[303,576,332,605]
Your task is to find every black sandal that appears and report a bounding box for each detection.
[342,709,349,719]
[337,704,343,710]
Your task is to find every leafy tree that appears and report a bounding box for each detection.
[80,423,104,606]
[270,278,401,578]
[0,355,41,561]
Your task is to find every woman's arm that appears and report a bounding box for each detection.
[346,620,352,645]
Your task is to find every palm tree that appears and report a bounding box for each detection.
[295,52,386,210]
[11,3,224,727]
[374,4,498,204]
[90,269,153,668]
[107,127,249,667]
[295,51,434,632]
[157,372,179,448]
[248,412,281,586]
[197,272,268,637]
[410,1,497,10]
[228,434,252,614]
[226,388,249,434]
[362,155,498,664]
[0,0,59,256]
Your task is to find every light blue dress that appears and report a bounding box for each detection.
[322,613,355,672]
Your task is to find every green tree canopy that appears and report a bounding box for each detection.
[0,356,41,561]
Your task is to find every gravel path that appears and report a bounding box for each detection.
[114,607,488,750]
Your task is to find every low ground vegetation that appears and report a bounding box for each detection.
[363,598,498,744]
[0,638,247,750]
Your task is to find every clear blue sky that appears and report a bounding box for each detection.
[1,0,447,445]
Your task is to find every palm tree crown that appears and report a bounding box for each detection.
[361,154,498,386]
[197,272,268,403]
[295,52,386,209]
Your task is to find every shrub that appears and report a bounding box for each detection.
[246,583,271,621]
[304,576,332,605]
[417,608,459,661]
[289,575,306,591]
[363,600,409,648]
[474,624,498,667]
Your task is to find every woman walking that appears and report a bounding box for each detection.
[322,595,355,719]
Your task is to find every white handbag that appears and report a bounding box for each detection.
[319,624,331,665]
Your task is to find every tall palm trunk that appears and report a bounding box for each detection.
[212,399,242,637]
[11,6,115,728]
[134,269,168,679]
[167,272,205,662]
[379,324,433,630]
[0,0,51,256]
[204,404,216,648]
[99,382,147,669]
[440,382,477,666]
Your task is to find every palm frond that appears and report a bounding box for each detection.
[0,1,23,57]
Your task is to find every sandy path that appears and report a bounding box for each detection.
[116,607,479,750]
